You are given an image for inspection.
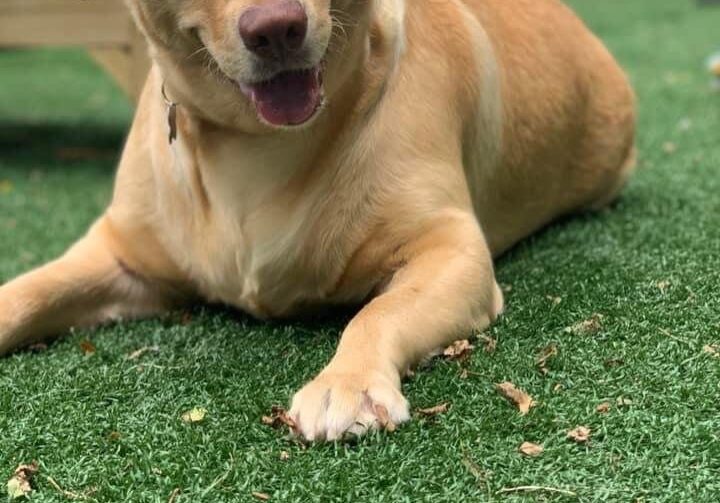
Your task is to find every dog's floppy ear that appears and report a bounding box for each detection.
[124,0,180,48]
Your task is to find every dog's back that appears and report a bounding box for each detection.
[456,0,636,253]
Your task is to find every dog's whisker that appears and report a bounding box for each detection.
[185,44,211,62]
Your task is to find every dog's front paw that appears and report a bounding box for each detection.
[289,369,410,442]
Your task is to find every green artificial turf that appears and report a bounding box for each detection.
[1,1,720,501]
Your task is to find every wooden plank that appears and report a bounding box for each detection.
[89,29,150,103]
[0,0,126,14]
[0,0,149,102]
[0,12,133,47]
[127,24,151,100]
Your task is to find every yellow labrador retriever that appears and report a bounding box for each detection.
[0,0,635,441]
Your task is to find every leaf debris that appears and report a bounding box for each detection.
[703,345,719,358]
[596,402,611,414]
[546,295,563,305]
[495,382,535,415]
[478,334,497,353]
[518,442,544,457]
[497,486,576,497]
[567,426,591,443]
[252,492,271,501]
[536,344,558,375]
[127,346,160,360]
[6,462,38,500]
[55,147,115,161]
[261,406,298,433]
[79,340,96,355]
[565,314,603,335]
[604,358,624,368]
[616,397,633,407]
[662,141,677,155]
[443,340,475,360]
[168,488,181,503]
[416,403,450,417]
[181,407,207,424]
[46,476,96,501]
[0,180,13,195]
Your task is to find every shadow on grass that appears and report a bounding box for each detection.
[0,120,128,169]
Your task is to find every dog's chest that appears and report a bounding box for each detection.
[165,136,371,318]
[201,212,329,318]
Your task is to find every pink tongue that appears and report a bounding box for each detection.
[249,70,322,126]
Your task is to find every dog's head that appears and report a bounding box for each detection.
[126,0,372,130]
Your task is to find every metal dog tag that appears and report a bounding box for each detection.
[162,84,178,145]
[167,103,178,145]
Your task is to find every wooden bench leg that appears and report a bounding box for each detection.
[89,21,149,103]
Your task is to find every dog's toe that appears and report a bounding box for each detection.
[289,370,409,442]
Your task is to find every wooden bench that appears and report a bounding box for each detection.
[0,0,150,102]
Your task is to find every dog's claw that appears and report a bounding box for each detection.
[289,370,410,442]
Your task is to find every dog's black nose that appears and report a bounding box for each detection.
[239,0,308,58]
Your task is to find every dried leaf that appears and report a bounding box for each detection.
[564,314,603,335]
[546,295,563,305]
[55,147,115,161]
[373,404,396,432]
[181,407,207,424]
[678,118,693,132]
[495,382,535,415]
[536,344,558,375]
[497,486,577,497]
[416,403,450,417]
[710,54,720,76]
[567,426,591,443]
[252,492,271,501]
[656,280,671,293]
[462,454,490,481]
[596,402,611,414]
[79,340,96,355]
[478,334,497,353]
[279,451,290,461]
[6,462,38,500]
[261,406,297,433]
[443,340,475,360]
[45,476,95,501]
[703,345,719,358]
[127,346,160,360]
[616,397,633,407]
[518,442,544,457]
[604,358,624,368]
[168,488,181,503]
[0,180,13,195]
[459,369,482,380]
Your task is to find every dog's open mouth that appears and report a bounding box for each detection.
[239,66,324,127]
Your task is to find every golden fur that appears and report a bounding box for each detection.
[0,0,634,441]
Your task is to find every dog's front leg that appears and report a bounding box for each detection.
[290,210,504,441]
[0,217,181,355]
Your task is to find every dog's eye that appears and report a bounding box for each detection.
[185,26,201,41]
